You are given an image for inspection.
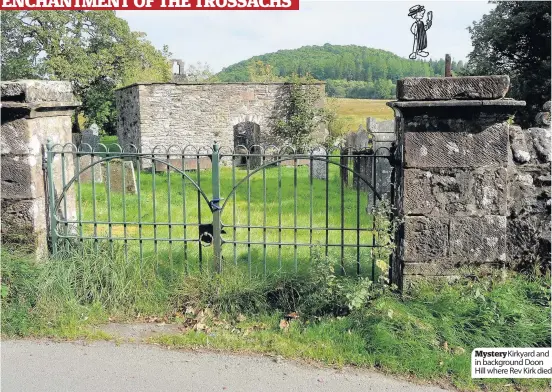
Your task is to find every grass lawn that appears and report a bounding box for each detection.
[333,98,395,133]
[63,148,388,279]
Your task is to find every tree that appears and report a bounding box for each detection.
[0,11,172,134]
[271,73,326,151]
[247,60,283,82]
[181,61,217,83]
[464,1,551,126]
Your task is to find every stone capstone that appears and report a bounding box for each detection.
[1,80,76,103]
[396,76,510,101]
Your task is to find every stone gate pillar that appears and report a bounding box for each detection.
[1,80,80,259]
[387,76,525,288]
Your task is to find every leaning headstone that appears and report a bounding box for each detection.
[354,128,371,150]
[77,154,103,183]
[75,137,103,183]
[102,159,137,194]
[311,147,327,180]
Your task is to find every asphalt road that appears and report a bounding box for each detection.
[2,340,450,392]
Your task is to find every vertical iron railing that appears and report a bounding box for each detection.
[46,138,58,255]
[45,140,394,280]
[211,142,223,273]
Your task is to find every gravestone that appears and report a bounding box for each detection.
[351,127,372,193]
[81,123,100,151]
[76,142,103,183]
[77,123,103,183]
[311,147,327,180]
[366,117,396,200]
[77,154,103,183]
[102,159,137,194]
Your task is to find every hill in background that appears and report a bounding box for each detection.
[215,44,464,99]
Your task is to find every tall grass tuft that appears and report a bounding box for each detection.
[351,274,551,385]
[38,241,173,316]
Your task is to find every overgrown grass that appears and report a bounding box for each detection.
[2,245,550,391]
[334,98,394,133]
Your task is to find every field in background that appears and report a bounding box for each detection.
[333,98,394,133]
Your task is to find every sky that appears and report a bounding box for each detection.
[117,1,496,73]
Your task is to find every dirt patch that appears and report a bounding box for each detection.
[97,323,182,342]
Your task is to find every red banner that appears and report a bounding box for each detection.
[1,0,298,10]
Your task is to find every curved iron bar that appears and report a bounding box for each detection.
[49,143,66,153]
[108,143,124,153]
[278,145,297,155]
[62,143,78,153]
[248,144,265,154]
[218,145,233,155]
[139,144,154,155]
[152,145,168,155]
[182,144,199,155]
[233,144,249,154]
[127,144,140,154]
[78,143,94,153]
[167,144,182,156]
[220,156,382,211]
[93,143,109,154]
[197,145,213,155]
[52,154,211,213]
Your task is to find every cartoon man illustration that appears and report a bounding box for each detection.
[408,5,432,59]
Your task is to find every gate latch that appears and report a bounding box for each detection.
[209,198,224,212]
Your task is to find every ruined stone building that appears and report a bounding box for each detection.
[114,82,326,154]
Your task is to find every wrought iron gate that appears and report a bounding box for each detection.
[45,139,394,280]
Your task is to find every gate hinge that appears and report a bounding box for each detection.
[209,198,224,212]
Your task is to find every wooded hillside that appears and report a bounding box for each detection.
[216,44,464,98]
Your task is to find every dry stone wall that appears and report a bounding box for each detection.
[115,82,327,161]
[507,102,551,271]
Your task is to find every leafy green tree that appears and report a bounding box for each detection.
[464,1,551,125]
[1,11,172,134]
[271,73,326,151]
[247,60,283,82]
